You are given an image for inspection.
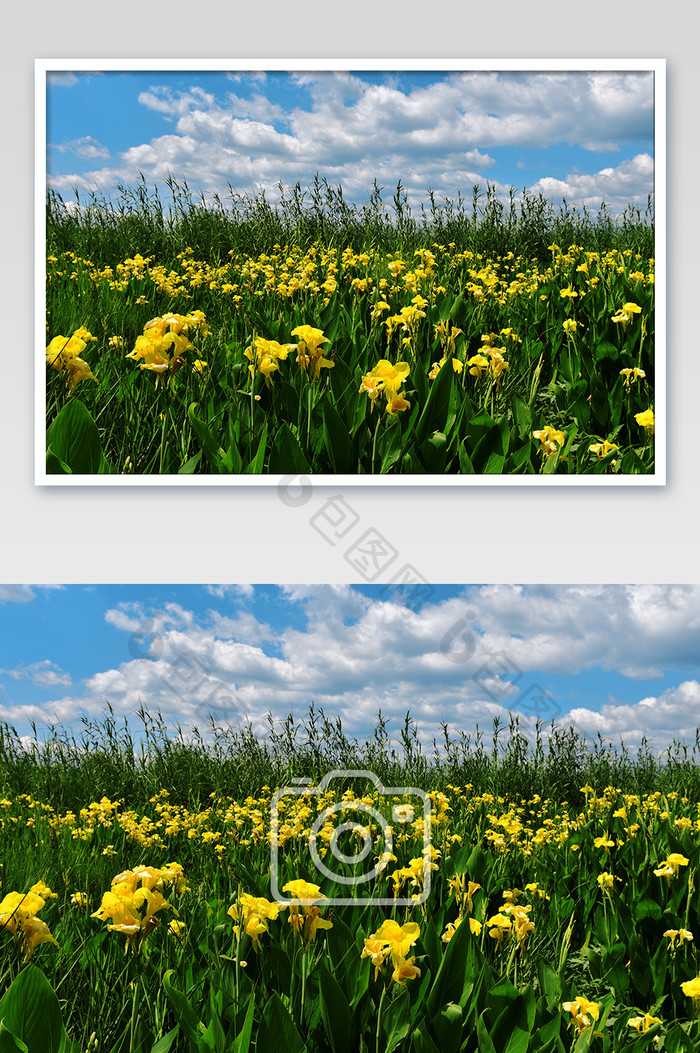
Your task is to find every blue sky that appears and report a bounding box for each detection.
[45,69,655,214]
[1,585,697,751]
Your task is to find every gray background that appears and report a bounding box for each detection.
[4,2,696,585]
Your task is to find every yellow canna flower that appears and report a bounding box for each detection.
[291,325,334,380]
[620,367,646,386]
[664,928,693,950]
[562,996,600,1034]
[391,955,421,985]
[370,919,420,965]
[654,853,689,884]
[361,937,390,980]
[487,913,512,945]
[611,302,642,326]
[635,408,655,435]
[533,425,566,461]
[681,976,700,1005]
[46,332,98,392]
[627,1013,662,1034]
[467,354,490,381]
[589,440,619,459]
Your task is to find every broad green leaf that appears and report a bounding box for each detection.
[268,422,311,474]
[0,1022,28,1053]
[0,967,63,1053]
[383,987,411,1053]
[149,1028,180,1053]
[256,993,306,1053]
[319,963,353,1053]
[46,400,102,474]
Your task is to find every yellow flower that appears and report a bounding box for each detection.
[192,359,208,376]
[533,425,566,461]
[627,1013,662,1034]
[385,392,411,416]
[589,440,619,459]
[46,333,98,392]
[611,302,642,326]
[681,976,700,1005]
[391,956,421,985]
[467,354,490,381]
[487,913,512,945]
[368,360,410,398]
[282,879,325,902]
[168,920,187,942]
[620,367,646,386]
[291,325,334,380]
[654,853,689,884]
[282,880,332,943]
[361,937,391,980]
[562,996,600,1033]
[635,408,655,435]
[664,928,693,950]
[370,919,420,965]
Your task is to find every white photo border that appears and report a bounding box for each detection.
[36,57,666,487]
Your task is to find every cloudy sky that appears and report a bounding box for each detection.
[1,584,698,753]
[45,68,655,214]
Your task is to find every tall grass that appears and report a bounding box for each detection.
[0,704,694,811]
[46,174,655,267]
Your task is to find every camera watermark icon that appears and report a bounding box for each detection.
[270,770,432,907]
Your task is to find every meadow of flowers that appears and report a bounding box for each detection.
[1,706,699,1051]
[45,179,655,476]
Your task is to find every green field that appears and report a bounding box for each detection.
[45,179,655,476]
[1,706,699,1052]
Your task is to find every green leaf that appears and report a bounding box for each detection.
[319,963,353,1053]
[245,422,268,474]
[410,1023,440,1053]
[268,422,311,474]
[178,450,203,474]
[414,358,453,444]
[537,960,562,1013]
[426,905,476,1015]
[321,401,354,473]
[149,1027,180,1053]
[230,995,255,1053]
[46,400,102,474]
[458,440,475,474]
[162,970,203,1043]
[0,966,63,1053]
[46,446,71,474]
[383,987,411,1053]
[257,993,306,1053]
[0,1022,28,1053]
[476,1012,498,1053]
[187,404,225,473]
[594,339,621,362]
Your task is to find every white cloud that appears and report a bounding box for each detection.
[205,585,255,599]
[50,135,109,159]
[48,70,654,212]
[47,72,78,88]
[2,585,690,753]
[0,585,64,603]
[0,660,72,687]
[529,154,654,212]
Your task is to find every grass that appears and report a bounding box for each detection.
[45,177,656,477]
[47,174,655,265]
[0,703,695,810]
[1,706,699,1052]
